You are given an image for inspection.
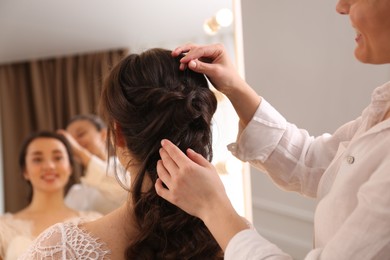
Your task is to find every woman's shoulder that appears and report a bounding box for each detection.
[0,213,33,258]
[0,212,15,223]
[0,212,13,225]
[0,212,32,235]
[77,210,103,220]
[19,221,110,259]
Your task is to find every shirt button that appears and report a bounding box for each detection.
[346,156,355,164]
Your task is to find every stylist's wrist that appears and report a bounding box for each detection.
[200,194,250,251]
[200,195,235,225]
[77,148,92,167]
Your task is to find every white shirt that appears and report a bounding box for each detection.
[226,82,390,259]
[65,156,128,214]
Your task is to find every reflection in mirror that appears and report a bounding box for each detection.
[0,0,251,220]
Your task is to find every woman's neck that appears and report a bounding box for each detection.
[16,190,78,237]
[81,202,134,259]
[26,190,69,213]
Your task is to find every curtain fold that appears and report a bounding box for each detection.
[0,49,127,213]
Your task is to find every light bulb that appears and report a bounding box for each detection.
[215,8,233,27]
[203,17,220,35]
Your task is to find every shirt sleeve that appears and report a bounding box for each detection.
[82,155,111,186]
[228,99,362,197]
[81,155,128,204]
[65,156,128,214]
[225,229,292,260]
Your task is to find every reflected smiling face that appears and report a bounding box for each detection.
[66,119,106,157]
[336,0,390,64]
[24,137,72,194]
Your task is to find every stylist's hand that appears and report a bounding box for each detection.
[172,43,261,127]
[57,129,92,166]
[155,139,231,221]
[156,139,252,250]
[172,43,246,97]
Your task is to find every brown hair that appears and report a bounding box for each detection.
[66,114,106,131]
[100,48,222,259]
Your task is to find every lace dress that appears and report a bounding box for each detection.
[0,212,101,260]
[18,221,110,260]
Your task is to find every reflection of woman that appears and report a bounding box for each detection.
[0,131,101,260]
[59,114,128,214]
[20,48,223,259]
[155,1,390,259]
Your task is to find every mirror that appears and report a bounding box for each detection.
[0,0,251,219]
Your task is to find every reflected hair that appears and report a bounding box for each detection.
[18,131,76,202]
[66,114,106,131]
[100,48,222,259]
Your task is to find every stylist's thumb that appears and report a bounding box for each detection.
[188,60,213,75]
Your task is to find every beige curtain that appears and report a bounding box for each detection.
[0,49,127,213]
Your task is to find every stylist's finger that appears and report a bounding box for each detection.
[159,146,180,177]
[186,148,212,168]
[171,43,197,57]
[57,129,70,139]
[179,43,224,64]
[172,43,196,70]
[160,139,192,170]
[186,59,221,77]
[156,159,172,188]
[172,44,223,71]
[56,130,80,150]
[155,178,172,201]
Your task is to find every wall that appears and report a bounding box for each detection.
[240,0,390,259]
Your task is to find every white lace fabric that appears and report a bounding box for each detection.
[19,221,110,260]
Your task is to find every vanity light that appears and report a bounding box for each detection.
[214,156,242,176]
[204,8,233,35]
[215,8,233,27]
[203,16,220,35]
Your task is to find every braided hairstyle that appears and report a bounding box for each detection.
[99,48,223,259]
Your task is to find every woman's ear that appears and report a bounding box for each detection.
[114,122,126,147]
